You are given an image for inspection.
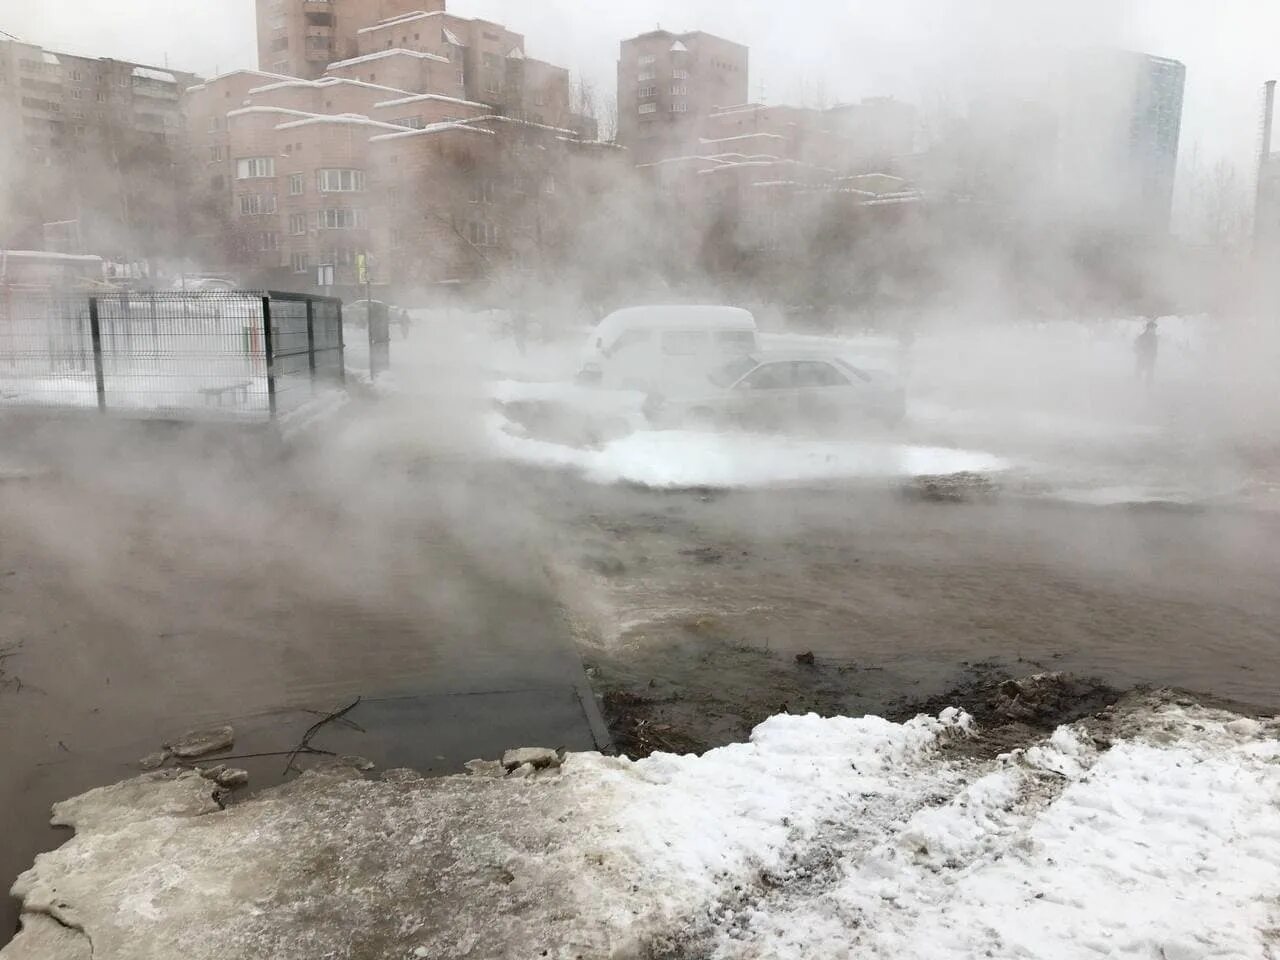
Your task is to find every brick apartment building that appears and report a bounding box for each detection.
[257,0,432,80]
[0,38,198,267]
[185,0,611,293]
[615,30,749,166]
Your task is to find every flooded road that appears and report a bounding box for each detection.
[541,476,1280,751]
[0,418,600,938]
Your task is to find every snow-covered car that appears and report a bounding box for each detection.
[577,304,759,391]
[643,352,906,431]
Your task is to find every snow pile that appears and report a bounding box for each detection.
[488,412,1007,488]
[5,699,1278,959]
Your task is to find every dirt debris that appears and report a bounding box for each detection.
[888,664,1122,758]
[164,725,235,759]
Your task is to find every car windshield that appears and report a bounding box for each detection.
[708,355,758,387]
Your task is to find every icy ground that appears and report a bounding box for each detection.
[5,695,1278,959]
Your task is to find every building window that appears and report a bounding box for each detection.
[208,145,224,162]
[96,91,107,103]
[672,69,689,80]
[208,116,221,132]
[670,101,688,113]
[289,213,307,235]
[638,54,656,65]
[456,70,465,87]
[254,232,280,251]
[638,70,655,82]
[671,85,687,96]
[71,69,83,81]
[71,88,83,100]
[639,86,656,99]
[316,168,366,193]
[288,173,304,195]
[239,194,277,215]
[469,179,495,203]
[291,252,309,273]
[468,221,497,246]
[393,116,425,129]
[236,156,275,179]
[318,208,364,229]
[638,103,657,115]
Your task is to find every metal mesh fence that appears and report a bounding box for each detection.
[0,294,97,410]
[95,292,270,417]
[0,290,344,420]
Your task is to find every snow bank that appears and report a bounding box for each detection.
[6,698,1277,959]
[488,412,1007,488]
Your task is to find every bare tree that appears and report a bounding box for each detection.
[1180,145,1250,249]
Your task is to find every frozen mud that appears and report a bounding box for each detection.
[5,693,1278,960]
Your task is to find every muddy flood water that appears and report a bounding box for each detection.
[3,406,1280,940]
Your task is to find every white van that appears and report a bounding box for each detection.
[579,305,759,391]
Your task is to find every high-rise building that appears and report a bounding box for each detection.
[256,0,441,80]
[616,30,749,165]
[958,48,1186,234]
[0,38,198,261]
[192,0,610,292]
[1115,51,1186,232]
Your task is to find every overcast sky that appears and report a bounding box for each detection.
[5,1,1277,191]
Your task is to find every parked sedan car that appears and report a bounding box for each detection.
[643,352,906,431]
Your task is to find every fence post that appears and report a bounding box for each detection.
[262,295,277,418]
[305,297,316,394]
[336,299,346,385]
[88,296,106,412]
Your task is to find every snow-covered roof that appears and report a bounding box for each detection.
[249,77,416,97]
[699,133,787,144]
[442,27,465,47]
[186,69,294,94]
[374,91,487,109]
[1,250,102,263]
[328,48,448,70]
[708,103,769,118]
[132,66,176,84]
[595,306,756,344]
[42,52,60,66]
[457,114,578,136]
[506,47,524,60]
[276,114,409,132]
[227,105,320,122]
[369,121,495,142]
[357,11,445,34]
[670,41,688,53]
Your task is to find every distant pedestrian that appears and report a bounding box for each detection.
[512,309,530,357]
[1134,319,1158,386]
[396,307,412,340]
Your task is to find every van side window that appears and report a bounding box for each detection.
[602,329,652,358]
[714,330,756,354]
[661,330,709,355]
